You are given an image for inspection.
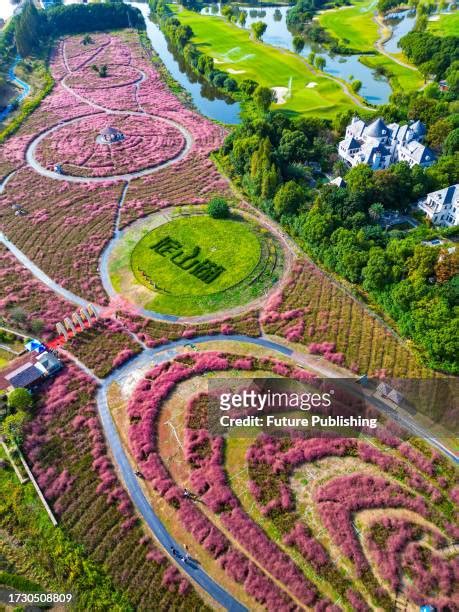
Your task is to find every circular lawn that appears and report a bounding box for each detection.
[107,212,283,317]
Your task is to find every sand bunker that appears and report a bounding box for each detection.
[306,82,318,88]
[272,86,289,104]
[227,68,246,74]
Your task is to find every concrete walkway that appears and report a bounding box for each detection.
[102,334,459,465]
[0,231,93,309]
[25,103,193,184]
[373,13,419,71]
[96,383,246,612]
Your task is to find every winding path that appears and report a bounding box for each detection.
[2,29,457,612]
[100,335,459,466]
[1,36,246,611]
[26,74,193,183]
[23,40,194,184]
[96,381,246,612]
[0,231,92,309]
[373,12,419,71]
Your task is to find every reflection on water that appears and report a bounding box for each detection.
[382,9,417,54]
[203,3,392,104]
[118,3,241,124]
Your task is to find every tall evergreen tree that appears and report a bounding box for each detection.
[15,0,44,57]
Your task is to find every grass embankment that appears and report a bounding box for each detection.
[427,11,459,36]
[0,58,53,144]
[359,53,423,91]
[174,7,356,118]
[317,0,422,92]
[0,447,132,609]
[317,0,379,53]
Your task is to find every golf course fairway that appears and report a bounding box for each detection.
[173,6,358,118]
[317,0,379,53]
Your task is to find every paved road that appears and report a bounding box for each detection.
[96,384,246,612]
[0,231,93,309]
[103,334,459,466]
[94,333,457,606]
[2,28,456,611]
[1,226,454,468]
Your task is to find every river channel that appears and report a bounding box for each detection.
[1,1,422,124]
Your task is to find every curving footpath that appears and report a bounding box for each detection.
[2,225,457,467]
[25,106,193,184]
[100,335,459,466]
[0,231,92,309]
[92,335,459,606]
[2,30,456,612]
[97,382,246,612]
[24,44,194,184]
[373,12,419,71]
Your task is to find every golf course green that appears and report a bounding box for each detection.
[427,11,459,37]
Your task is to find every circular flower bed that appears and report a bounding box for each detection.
[34,114,187,178]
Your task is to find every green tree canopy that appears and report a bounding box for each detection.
[345,164,375,205]
[253,85,274,113]
[443,128,459,156]
[0,410,28,444]
[362,246,393,292]
[273,181,305,217]
[7,387,33,413]
[251,21,267,40]
[278,130,309,164]
[293,35,305,53]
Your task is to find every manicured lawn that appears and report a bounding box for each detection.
[317,0,422,91]
[317,0,379,53]
[118,214,282,316]
[359,54,424,92]
[131,216,261,296]
[428,11,459,36]
[174,7,356,118]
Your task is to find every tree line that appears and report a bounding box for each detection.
[150,0,276,109]
[218,87,458,373]
[13,0,145,58]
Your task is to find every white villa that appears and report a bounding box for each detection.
[338,117,436,170]
[418,184,458,227]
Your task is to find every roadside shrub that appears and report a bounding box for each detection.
[208,197,230,219]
